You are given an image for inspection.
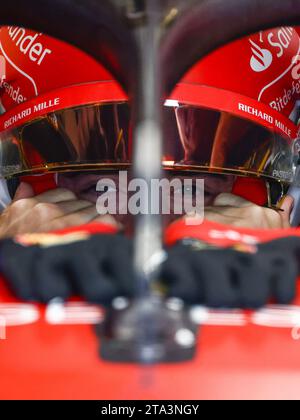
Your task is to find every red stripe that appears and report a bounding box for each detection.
[170,84,298,140]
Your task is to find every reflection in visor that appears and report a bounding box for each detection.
[164,106,294,183]
[0,103,131,177]
[0,102,295,184]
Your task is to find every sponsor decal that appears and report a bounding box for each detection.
[272,169,294,180]
[0,79,27,105]
[3,97,60,129]
[292,54,300,81]
[7,26,52,66]
[250,27,294,73]
[269,80,300,113]
[250,39,273,72]
[267,27,294,58]
[238,102,273,124]
[1,301,300,330]
[248,27,300,116]
[0,165,22,177]
[238,102,294,138]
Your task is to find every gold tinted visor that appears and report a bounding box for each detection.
[0,102,295,184]
[163,105,295,183]
[0,102,131,177]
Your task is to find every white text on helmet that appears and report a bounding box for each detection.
[292,55,300,81]
[269,81,300,113]
[7,27,52,65]
[0,79,26,104]
[3,97,60,129]
[268,27,294,58]
[238,103,273,124]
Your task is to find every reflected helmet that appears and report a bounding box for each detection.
[0,26,129,178]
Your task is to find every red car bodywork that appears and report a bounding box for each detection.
[1,278,300,400]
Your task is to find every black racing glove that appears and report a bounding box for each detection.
[160,237,300,309]
[2,230,299,309]
[0,233,135,304]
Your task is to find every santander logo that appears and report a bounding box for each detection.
[249,27,295,74]
[250,39,273,72]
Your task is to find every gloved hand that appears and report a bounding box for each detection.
[0,224,135,304]
[161,236,299,308]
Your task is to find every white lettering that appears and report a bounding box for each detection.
[275,119,291,137]
[33,98,60,113]
[267,26,293,58]
[292,55,300,81]
[268,32,284,58]
[238,103,273,124]
[7,26,52,65]
[3,97,60,129]
[0,79,27,105]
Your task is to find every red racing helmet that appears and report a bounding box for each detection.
[165,26,300,205]
[0,25,300,208]
[0,25,129,179]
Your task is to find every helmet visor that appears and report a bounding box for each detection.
[163,104,296,184]
[0,102,131,177]
[0,101,296,184]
